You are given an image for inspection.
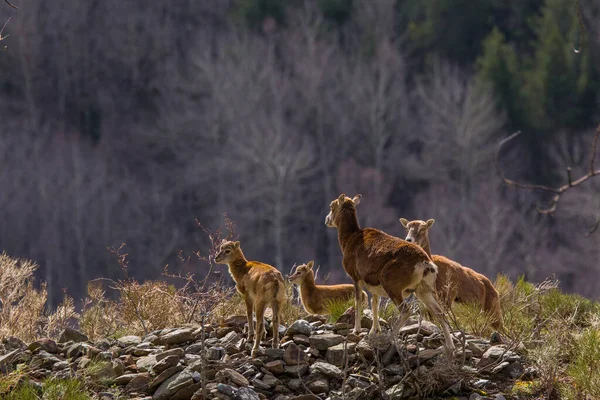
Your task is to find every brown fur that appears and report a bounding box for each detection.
[215,240,286,357]
[400,218,504,330]
[325,194,455,354]
[288,261,368,315]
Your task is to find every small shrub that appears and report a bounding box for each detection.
[529,320,572,398]
[80,281,121,341]
[379,298,402,323]
[0,253,47,341]
[280,281,305,325]
[117,279,184,334]
[210,290,246,324]
[450,300,496,337]
[496,274,551,341]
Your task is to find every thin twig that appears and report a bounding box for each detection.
[0,17,10,41]
[573,0,585,53]
[496,125,600,213]
[4,0,17,10]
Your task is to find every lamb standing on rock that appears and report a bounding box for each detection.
[400,218,504,330]
[214,240,286,357]
[288,260,368,315]
[325,193,455,355]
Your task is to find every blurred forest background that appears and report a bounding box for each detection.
[0,0,599,307]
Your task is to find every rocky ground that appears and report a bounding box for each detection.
[0,309,534,400]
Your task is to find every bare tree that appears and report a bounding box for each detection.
[496,124,600,218]
[407,59,506,185]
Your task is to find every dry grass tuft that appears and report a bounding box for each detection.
[0,252,76,342]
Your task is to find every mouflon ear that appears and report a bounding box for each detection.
[426,219,435,229]
[234,241,241,249]
[399,218,409,228]
[337,193,346,204]
[306,261,314,270]
[352,194,362,206]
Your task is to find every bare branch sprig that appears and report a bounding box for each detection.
[496,124,600,213]
[0,17,10,41]
[4,0,17,9]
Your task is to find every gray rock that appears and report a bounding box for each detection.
[58,328,89,344]
[356,339,374,360]
[261,373,281,387]
[28,338,59,354]
[308,333,345,351]
[467,340,489,357]
[235,387,260,400]
[52,360,69,371]
[408,347,444,365]
[326,342,356,367]
[398,321,440,336]
[114,373,140,386]
[0,349,25,370]
[156,347,184,361]
[251,377,271,390]
[286,320,312,336]
[307,378,329,394]
[503,361,524,379]
[218,383,236,396]
[216,368,250,387]
[152,369,195,400]
[490,361,510,374]
[152,355,180,374]
[117,335,142,347]
[265,360,285,374]
[292,334,310,347]
[2,337,27,352]
[125,372,151,394]
[287,378,303,391]
[284,364,309,377]
[30,351,61,370]
[185,343,204,354]
[480,346,519,367]
[283,343,309,365]
[157,328,195,345]
[368,333,392,352]
[149,365,184,392]
[264,348,285,359]
[136,355,158,372]
[207,346,226,361]
[385,382,414,399]
[309,361,343,379]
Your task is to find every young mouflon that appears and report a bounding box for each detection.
[214,240,286,357]
[288,260,368,315]
[400,218,503,330]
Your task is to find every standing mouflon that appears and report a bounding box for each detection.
[215,240,286,357]
[325,193,455,355]
[400,218,503,330]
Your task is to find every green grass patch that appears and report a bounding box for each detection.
[561,327,600,399]
[324,297,355,323]
[539,289,600,327]
[43,378,91,400]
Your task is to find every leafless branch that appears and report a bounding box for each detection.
[4,0,17,10]
[496,124,600,213]
[0,17,10,41]
[573,0,585,53]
